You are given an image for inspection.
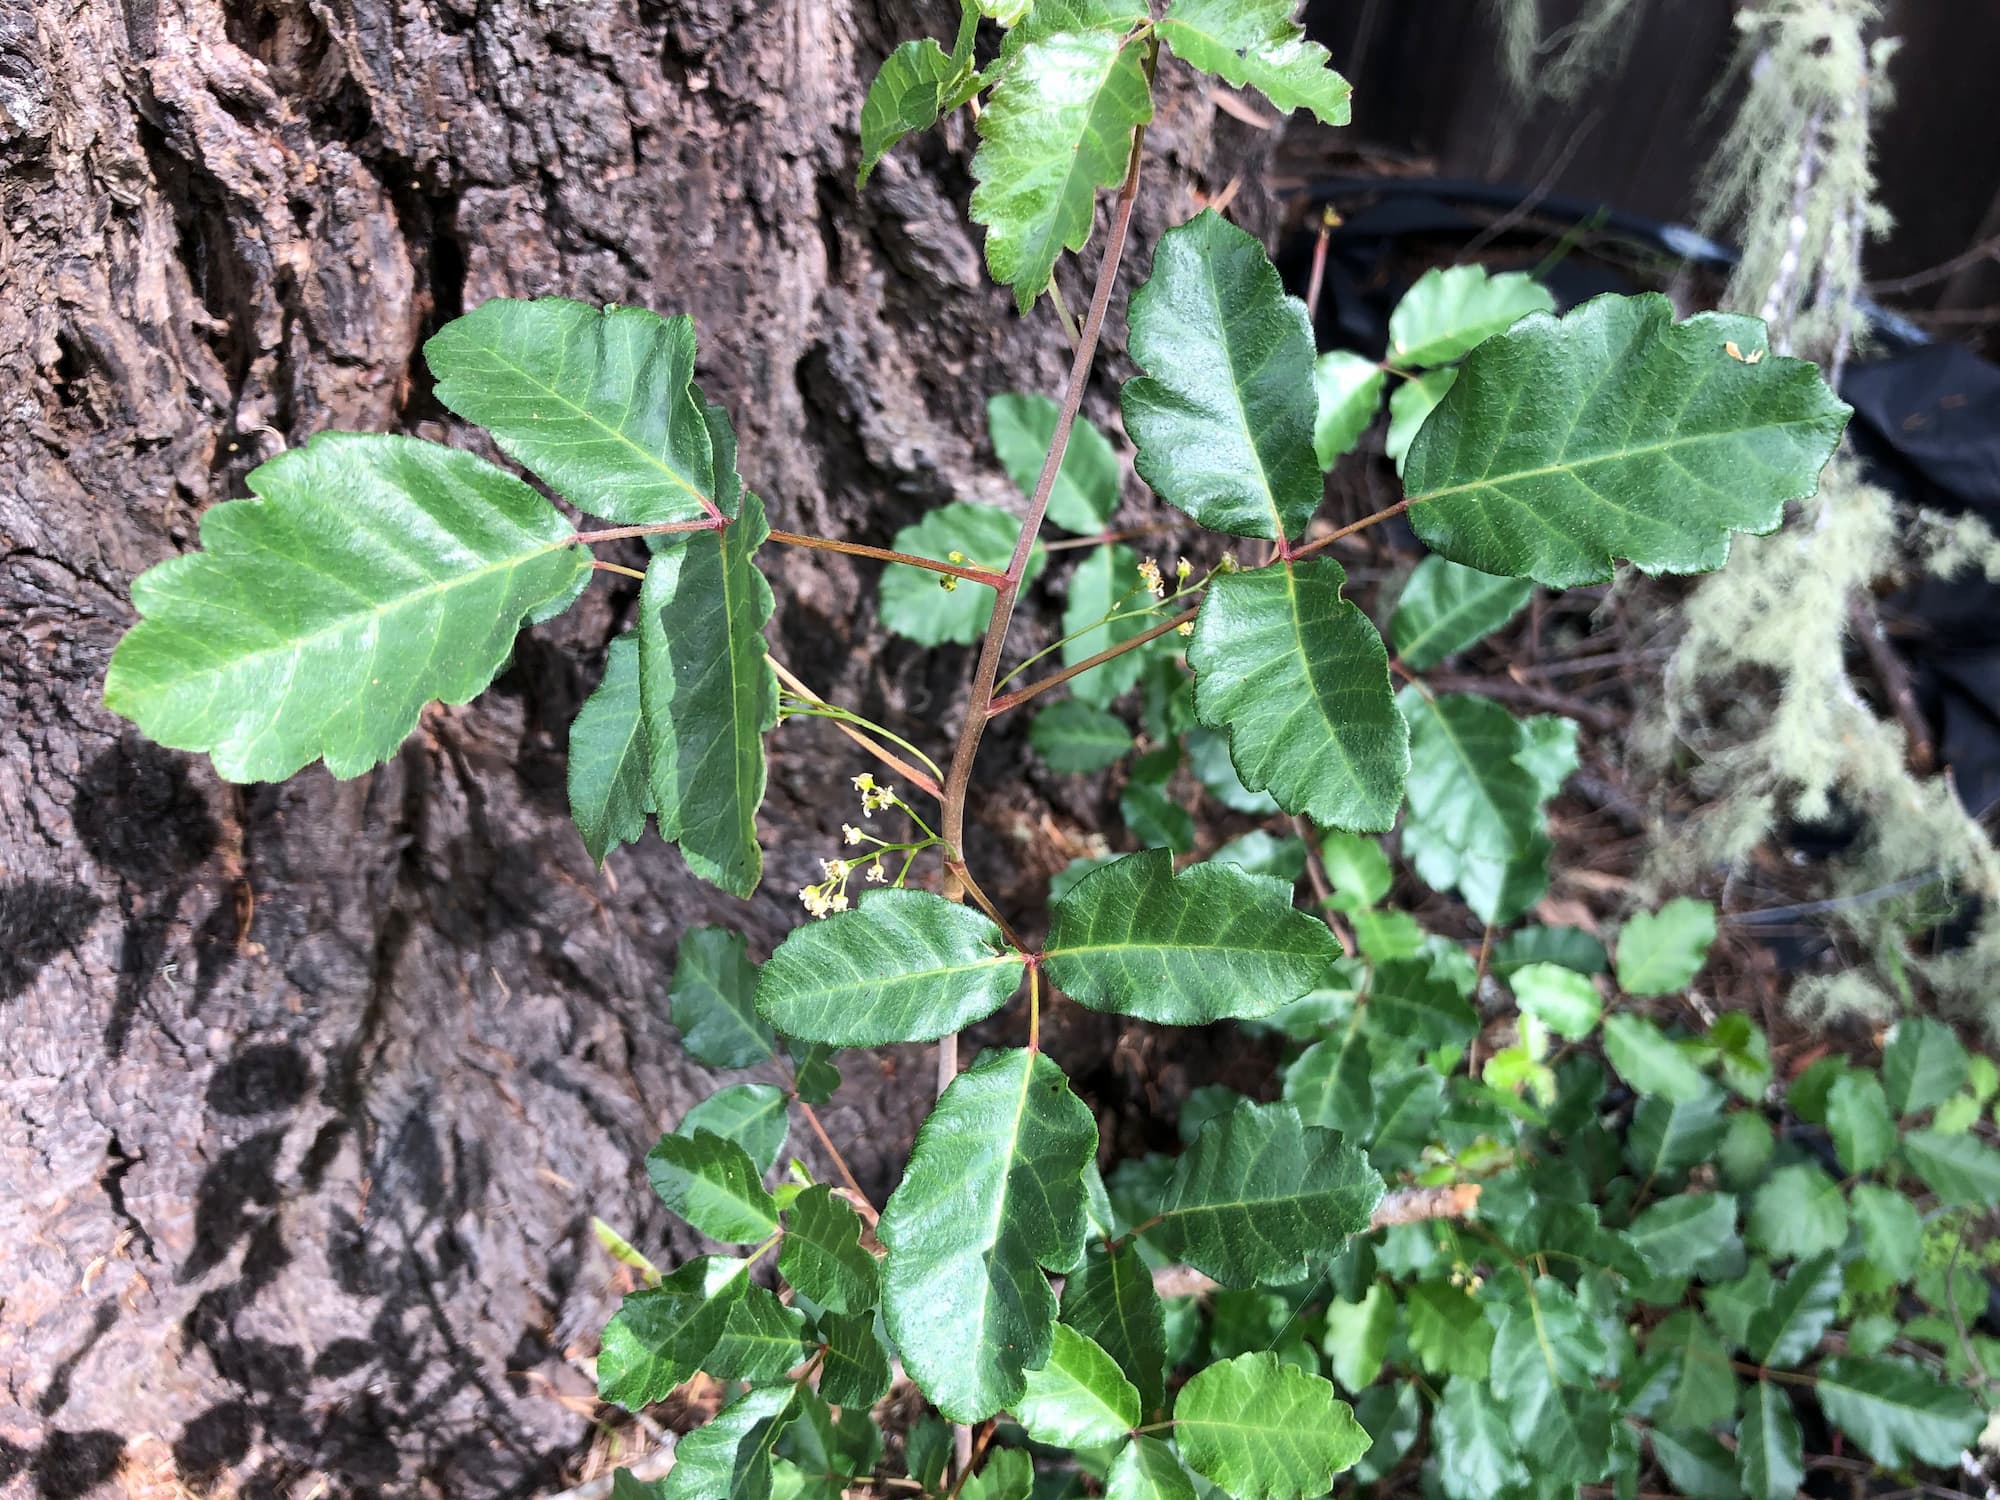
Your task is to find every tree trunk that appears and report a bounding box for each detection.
[0,2,1275,1494]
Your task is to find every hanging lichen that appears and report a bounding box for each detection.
[1489,0,1649,102]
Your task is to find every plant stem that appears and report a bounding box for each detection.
[987,607,1193,717]
[797,1097,879,1226]
[1287,496,1415,563]
[1041,519,1184,552]
[574,517,720,545]
[934,108,1152,1089]
[767,529,1008,587]
[768,656,944,798]
[592,559,647,582]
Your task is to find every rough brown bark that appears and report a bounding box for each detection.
[0,3,1274,1494]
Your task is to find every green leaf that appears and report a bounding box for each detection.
[1313,351,1386,469]
[426,298,729,525]
[1602,1015,1714,1104]
[1901,1129,2000,1206]
[671,927,778,1070]
[106,434,589,783]
[1650,1431,1738,1500]
[1014,1324,1141,1447]
[1397,689,1550,920]
[1318,831,1391,911]
[1401,293,1851,588]
[1320,1284,1393,1393]
[989,393,1123,534]
[1043,849,1344,1024]
[1124,211,1320,541]
[791,1042,842,1107]
[756,888,1025,1046]
[880,502,1044,646]
[1746,1164,1847,1260]
[598,1256,747,1408]
[1153,1100,1382,1286]
[858,39,967,188]
[1434,1379,1528,1499]
[1188,558,1407,830]
[1157,0,1351,125]
[961,1449,1034,1500]
[1634,1310,1738,1432]
[1105,1437,1197,1500]
[570,634,654,863]
[1883,1017,1970,1116]
[1352,1382,1421,1485]
[1738,1381,1803,1500]
[1628,1192,1738,1279]
[779,1184,880,1315]
[1407,1280,1493,1379]
[1283,1033,1373,1136]
[1120,781,1197,852]
[679,1084,790,1176]
[665,1383,801,1500]
[779,1389,881,1495]
[1061,1240,1168,1413]
[1063,543,1158,707]
[610,1471,667,1500]
[970,30,1153,311]
[1384,367,1456,474]
[1387,266,1557,368]
[707,1285,810,1381]
[1813,1355,1986,1468]
[879,1048,1097,1421]
[818,1311,892,1409]
[1626,1089,1729,1179]
[1493,924,1609,976]
[1614,898,1718,996]
[1510,961,1603,1039]
[646,1130,780,1243]
[1174,1352,1367,1500]
[1030,699,1134,772]
[637,489,777,898]
[1211,829,1307,885]
[1187,725,1279,815]
[1391,556,1534,671]
[1826,1072,1896,1175]
[1849,1182,1922,1281]
[1363,958,1479,1048]
[1746,1252,1839,1366]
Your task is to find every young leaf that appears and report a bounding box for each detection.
[858,37,971,188]
[1061,1240,1168,1413]
[791,1042,843,1107]
[755,888,1025,1046]
[1156,0,1351,125]
[1401,293,1851,588]
[1434,1379,1528,1499]
[598,1257,748,1408]
[1745,1252,1839,1366]
[426,298,730,525]
[1386,265,1557,368]
[817,1311,893,1409]
[706,1285,810,1382]
[105,434,589,783]
[1602,1015,1713,1104]
[1812,1355,1986,1468]
[969,30,1153,312]
[1391,556,1534,671]
[1313,351,1386,469]
[778,1184,880,1314]
[881,501,1045,646]
[1042,849,1345,1024]
[1030,699,1133,773]
[878,1048,1097,1421]
[1614,898,1718,996]
[1186,725,1280,815]
[1105,1437,1197,1500]
[1174,1352,1367,1500]
[1014,1324,1141,1447]
[1383,367,1456,474]
[1063,543,1158,707]
[1508,961,1602,1040]
[1825,1072,1896,1175]
[1320,1284,1394,1393]
[988,392,1122,534]
[570,634,654,863]
[637,489,777,898]
[1882,1016,1970,1116]
[1738,1381,1803,1500]
[1153,1100,1383,1286]
[646,1130,780,1243]
[1746,1164,1847,1260]
[678,1084,790,1176]
[1320,830,1393,910]
[664,1382,801,1500]
[1406,1280,1494,1379]
[1124,210,1321,542]
[1211,829,1308,885]
[1188,558,1408,830]
[671,927,778,1069]
[1900,1129,2000,1206]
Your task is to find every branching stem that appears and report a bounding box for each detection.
[988,608,1194,717]
[767,529,1009,587]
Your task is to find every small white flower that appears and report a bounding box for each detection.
[865,862,888,883]
[842,823,863,845]
[1137,557,1165,599]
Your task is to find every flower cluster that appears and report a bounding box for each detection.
[798,774,932,916]
[852,772,897,816]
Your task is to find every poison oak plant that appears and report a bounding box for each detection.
[97,2,1983,1495]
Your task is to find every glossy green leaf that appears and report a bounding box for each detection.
[678,1084,790,1176]
[1105,1437,1197,1500]
[598,1256,747,1408]
[1186,725,1279,814]
[1319,830,1392,911]
[1883,1017,1970,1116]
[1029,699,1133,773]
[1434,1379,1527,1499]
[570,634,654,863]
[1401,293,1851,588]
[961,1449,1034,1500]
[989,393,1123,534]
[1397,689,1546,912]
[106,434,589,783]
[1062,543,1159,707]
[880,501,1043,646]
[1061,1240,1168,1412]
[1813,1355,1985,1468]
[1188,558,1407,830]
[1157,0,1351,125]
[1320,1284,1393,1393]
[1614,898,1718,996]
[1124,210,1321,541]
[1738,1382,1803,1500]
[879,1048,1097,1421]
[1014,1324,1141,1447]
[1746,1252,1839,1366]
[1849,1181,1922,1281]
[756,888,1025,1046]
[637,489,776,897]
[1407,1280,1493,1379]
[646,1130,779,1243]
[1626,1088,1728,1179]
[1387,265,1557,368]
[1391,556,1534,670]
[706,1285,810,1381]
[1627,1192,1738,1279]
[1313,351,1386,469]
[791,1042,842,1107]
[1602,1015,1713,1104]
[778,1184,880,1314]
[1826,1072,1896,1175]
[779,1389,882,1495]
[970,30,1153,311]
[427,298,729,525]
[1505,961,1600,1039]
[1384,367,1456,474]
[818,1311,892,1409]
[1043,849,1344,1024]
[1121,780,1197,852]
[1901,1128,2000,1206]
[664,1383,801,1500]
[1153,1100,1382,1287]
[1283,1033,1373,1136]
[858,38,971,188]
[1364,958,1478,1047]
[1634,1310,1738,1432]
[671,927,778,1069]
[1174,1352,1366,1499]
[1493,924,1609,976]
[1746,1164,1847,1260]
[1211,829,1307,885]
